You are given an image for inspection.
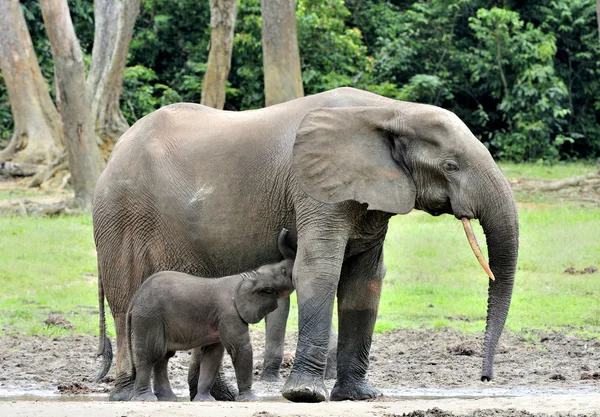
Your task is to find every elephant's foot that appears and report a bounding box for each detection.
[330,379,381,401]
[154,387,178,402]
[281,373,328,403]
[209,376,237,401]
[131,390,158,402]
[236,390,259,402]
[259,368,280,382]
[109,377,134,401]
[192,392,216,402]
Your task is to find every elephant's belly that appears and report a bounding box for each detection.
[166,328,221,352]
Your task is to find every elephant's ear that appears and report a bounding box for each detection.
[292,106,416,214]
[234,279,279,325]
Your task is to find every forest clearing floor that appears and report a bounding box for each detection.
[1,328,599,416]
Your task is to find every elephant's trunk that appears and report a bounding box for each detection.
[476,172,519,381]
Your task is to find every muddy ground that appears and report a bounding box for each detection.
[1,327,599,416]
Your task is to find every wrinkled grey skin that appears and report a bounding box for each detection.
[93,87,518,403]
[117,231,295,402]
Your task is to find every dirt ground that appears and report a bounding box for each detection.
[0,328,599,416]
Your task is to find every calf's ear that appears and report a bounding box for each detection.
[234,280,279,324]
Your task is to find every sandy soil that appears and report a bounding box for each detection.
[0,328,599,416]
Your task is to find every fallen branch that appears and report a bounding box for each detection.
[0,198,87,217]
[27,151,68,188]
[538,173,600,192]
[0,161,44,177]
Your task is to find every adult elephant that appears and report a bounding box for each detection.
[93,87,518,403]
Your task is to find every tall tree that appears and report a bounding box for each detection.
[87,0,140,156]
[596,0,600,40]
[0,0,64,164]
[40,0,102,209]
[261,0,303,106]
[201,0,238,109]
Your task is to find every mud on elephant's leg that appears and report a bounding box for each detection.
[260,296,290,382]
[109,312,134,401]
[330,245,385,401]
[281,228,348,403]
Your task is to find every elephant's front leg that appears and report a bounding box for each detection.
[330,244,385,401]
[281,228,348,403]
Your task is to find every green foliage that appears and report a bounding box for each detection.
[297,0,372,94]
[1,0,599,161]
[121,65,181,124]
[469,7,572,161]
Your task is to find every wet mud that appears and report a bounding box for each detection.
[0,327,599,416]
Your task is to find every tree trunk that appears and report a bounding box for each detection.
[87,0,140,157]
[40,0,103,210]
[0,0,64,164]
[596,0,600,41]
[201,0,238,109]
[261,0,304,106]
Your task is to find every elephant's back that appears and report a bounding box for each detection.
[93,103,298,289]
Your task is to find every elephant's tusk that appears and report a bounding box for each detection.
[461,218,495,281]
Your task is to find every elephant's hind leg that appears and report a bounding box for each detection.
[261,296,290,381]
[330,245,385,401]
[109,312,134,401]
[153,351,178,401]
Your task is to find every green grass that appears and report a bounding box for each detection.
[377,205,600,337]
[0,189,41,201]
[498,161,596,179]
[0,215,107,336]
[0,162,598,338]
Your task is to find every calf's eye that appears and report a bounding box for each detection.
[281,267,287,275]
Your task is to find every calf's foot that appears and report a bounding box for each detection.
[236,390,259,402]
[192,392,216,402]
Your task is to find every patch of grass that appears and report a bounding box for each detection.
[378,205,600,337]
[0,189,41,201]
[498,161,596,180]
[0,215,109,336]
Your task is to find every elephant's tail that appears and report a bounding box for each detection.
[95,276,113,382]
[126,307,135,380]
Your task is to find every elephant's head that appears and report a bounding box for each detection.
[235,229,296,324]
[292,102,518,381]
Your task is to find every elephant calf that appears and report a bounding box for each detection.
[118,229,296,402]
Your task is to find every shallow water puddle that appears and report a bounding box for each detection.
[1,386,598,402]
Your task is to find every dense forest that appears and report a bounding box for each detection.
[1,0,600,163]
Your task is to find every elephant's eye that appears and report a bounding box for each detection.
[281,267,287,275]
[262,287,275,295]
[442,160,459,172]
